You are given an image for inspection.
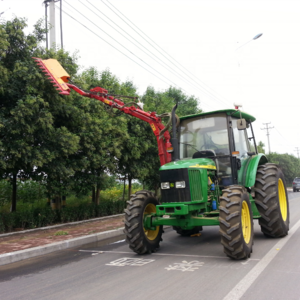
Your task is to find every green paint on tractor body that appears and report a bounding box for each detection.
[143,109,264,231]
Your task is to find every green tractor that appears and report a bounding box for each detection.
[124,107,289,259]
[34,57,289,260]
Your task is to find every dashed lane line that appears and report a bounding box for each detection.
[223,218,300,300]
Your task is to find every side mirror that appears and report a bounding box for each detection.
[237,119,247,130]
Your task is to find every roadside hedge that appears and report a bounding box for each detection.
[0,200,126,233]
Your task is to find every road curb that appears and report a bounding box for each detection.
[0,214,124,238]
[0,227,125,266]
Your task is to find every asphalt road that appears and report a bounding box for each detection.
[1,192,300,300]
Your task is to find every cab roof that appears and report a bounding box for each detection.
[180,109,256,122]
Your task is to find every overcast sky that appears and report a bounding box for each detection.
[1,0,300,156]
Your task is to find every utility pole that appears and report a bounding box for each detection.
[49,0,56,48]
[261,122,274,154]
[44,0,63,49]
[44,1,49,49]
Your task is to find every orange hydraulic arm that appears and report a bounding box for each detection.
[33,57,173,166]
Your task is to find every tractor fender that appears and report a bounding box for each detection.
[242,154,268,187]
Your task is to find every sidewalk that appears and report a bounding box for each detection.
[0,214,125,266]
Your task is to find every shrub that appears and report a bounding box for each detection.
[0,180,11,207]
[0,198,126,233]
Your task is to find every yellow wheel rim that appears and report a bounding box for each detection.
[278,178,287,221]
[241,200,251,244]
[144,203,159,241]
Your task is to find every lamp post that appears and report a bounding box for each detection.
[236,33,263,51]
[234,33,263,105]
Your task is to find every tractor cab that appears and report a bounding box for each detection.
[179,109,257,187]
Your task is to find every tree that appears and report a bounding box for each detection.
[267,152,299,183]
[0,18,80,211]
[70,68,135,204]
[116,117,160,197]
[165,87,201,117]
[257,141,265,154]
[141,86,202,117]
[121,85,203,196]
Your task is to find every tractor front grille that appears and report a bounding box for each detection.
[188,169,202,201]
[160,169,191,203]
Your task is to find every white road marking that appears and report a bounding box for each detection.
[165,260,204,272]
[79,249,259,261]
[223,218,300,300]
[110,239,125,244]
[106,257,155,267]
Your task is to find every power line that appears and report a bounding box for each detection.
[63,1,201,93]
[59,2,216,109]
[102,0,231,107]
[59,3,180,89]
[274,127,293,147]
[79,0,211,96]
[63,1,216,109]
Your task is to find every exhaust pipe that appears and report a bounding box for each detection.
[171,104,179,161]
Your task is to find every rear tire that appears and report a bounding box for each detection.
[219,186,254,260]
[172,226,202,236]
[124,190,162,254]
[254,163,289,237]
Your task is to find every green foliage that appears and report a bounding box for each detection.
[0,180,11,206]
[0,179,47,206]
[0,17,81,210]
[100,184,141,201]
[257,141,266,154]
[165,87,201,117]
[142,86,201,117]
[0,199,126,233]
[0,17,203,212]
[54,230,68,236]
[267,152,300,183]
[17,180,47,203]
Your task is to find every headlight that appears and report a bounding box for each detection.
[161,182,170,189]
[176,181,186,188]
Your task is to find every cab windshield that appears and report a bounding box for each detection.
[179,114,230,159]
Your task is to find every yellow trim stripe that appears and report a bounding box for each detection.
[190,164,216,170]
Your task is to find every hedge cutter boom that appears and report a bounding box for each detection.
[33,57,173,166]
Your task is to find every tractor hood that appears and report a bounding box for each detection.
[159,158,216,171]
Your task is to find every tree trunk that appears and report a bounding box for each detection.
[95,184,100,205]
[128,176,132,200]
[10,173,17,212]
[154,184,158,196]
[56,196,61,209]
[62,195,66,208]
[122,177,126,201]
[92,186,96,203]
[51,197,56,210]
[51,196,61,209]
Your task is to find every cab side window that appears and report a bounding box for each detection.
[232,119,250,160]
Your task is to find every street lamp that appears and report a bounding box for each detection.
[236,33,263,51]
[234,33,263,104]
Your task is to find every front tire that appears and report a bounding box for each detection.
[254,163,289,237]
[124,190,162,254]
[219,186,254,260]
